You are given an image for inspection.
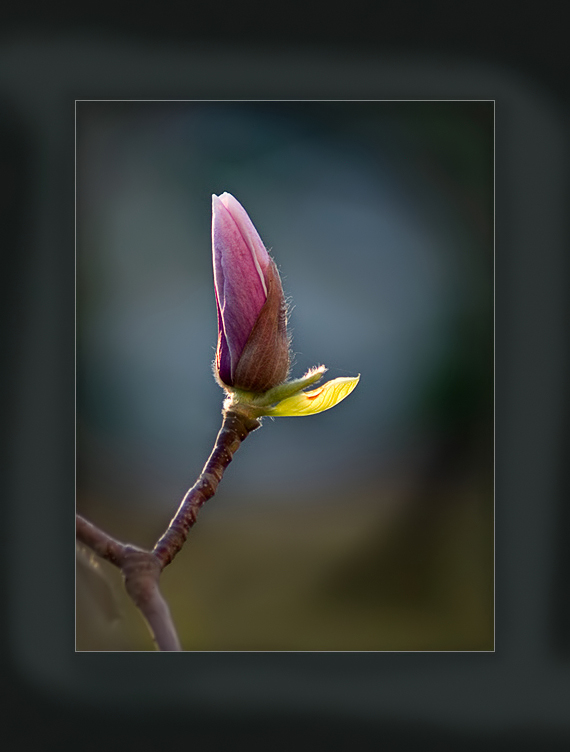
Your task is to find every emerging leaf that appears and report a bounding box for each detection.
[265,375,360,417]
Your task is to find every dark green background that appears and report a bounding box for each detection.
[76,100,493,651]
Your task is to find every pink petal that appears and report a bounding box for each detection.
[218,192,271,279]
[212,194,269,381]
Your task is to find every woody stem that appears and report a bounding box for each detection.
[76,408,260,650]
[152,409,260,568]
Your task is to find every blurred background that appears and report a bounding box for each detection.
[76,100,493,651]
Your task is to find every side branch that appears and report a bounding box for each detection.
[76,517,181,649]
[152,409,260,568]
[76,514,127,566]
[76,519,181,650]
[76,408,260,650]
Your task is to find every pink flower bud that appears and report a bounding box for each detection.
[212,193,289,392]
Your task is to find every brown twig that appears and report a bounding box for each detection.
[153,409,260,568]
[76,514,127,566]
[76,408,260,651]
[121,546,181,651]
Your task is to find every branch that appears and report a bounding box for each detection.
[153,409,260,568]
[121,547,181,651]
[76,408,260,650]
[76,520,180,650]
[76,514,127,566]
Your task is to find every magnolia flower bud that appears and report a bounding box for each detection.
[212,193,290,392]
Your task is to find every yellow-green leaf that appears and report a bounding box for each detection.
[266,375,360,417]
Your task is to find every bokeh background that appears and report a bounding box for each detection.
[76,100,493,651]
